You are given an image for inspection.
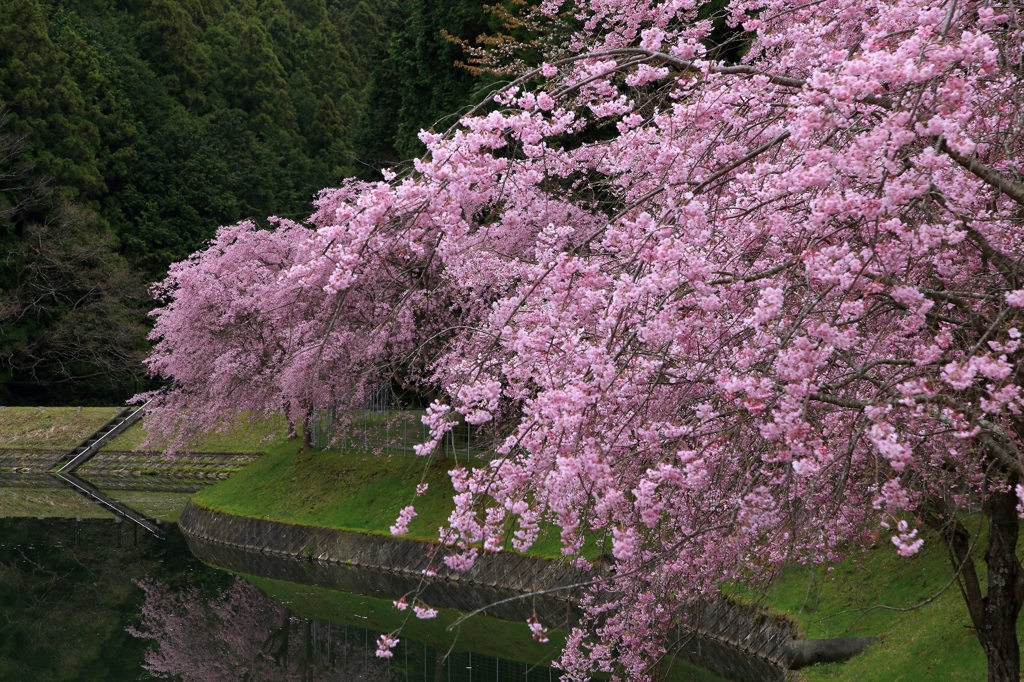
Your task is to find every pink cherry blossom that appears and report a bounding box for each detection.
[527,616,550,643]
[1006,290,1024,307]
[413,605,438,619]
[375,634,399,659]
[146,0,1024,677]
[891,520,925,557]
[390,505,417,536]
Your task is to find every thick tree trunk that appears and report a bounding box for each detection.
[977,485,1024,682]
[302,409,313,451]
[926,482,1024,682]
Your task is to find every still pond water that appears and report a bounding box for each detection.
[0,514,568,682]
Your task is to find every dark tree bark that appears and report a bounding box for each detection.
[978,483,1024,682]
[925,476,1024,682]
[301,408,313,451]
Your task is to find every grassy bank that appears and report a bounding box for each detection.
[0,408,279,521]
[101,412,290,453]
[759,519,1008,681]
[0,407,118,449]
[191,436,575,558]
[194,430,1020,681]
[194,442,457,540]
[0,406,286,454]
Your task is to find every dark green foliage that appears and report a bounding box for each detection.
[355,0,490,170]
[0,0,385,279]
[0,208,152,406]
[0,519,231,681]
[0,0,391,403]
[0,0,493,403]
[0,113,151,406]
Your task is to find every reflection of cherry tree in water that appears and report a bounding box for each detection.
[128,578,395,681]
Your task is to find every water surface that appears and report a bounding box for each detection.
[0,517,569,681]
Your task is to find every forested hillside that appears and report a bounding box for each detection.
[356,0,489,167]
[0,0,487,405]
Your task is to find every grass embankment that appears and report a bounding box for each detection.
[0,406,286,459]
[0,407,117,519]
[193,441,456,540]
[192,436,574,558]
[0,407,118,449]
[0,408,285,520]
[759,519,1013,681]
[101,412,290,453]
[195,429,1018,681]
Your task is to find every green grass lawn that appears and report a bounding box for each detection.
[192,436,575,558]
[754,520,1006,681]
[0,406,288,454]
[192,439,456,541]
[0,407,119,450]
[101,412,291,453]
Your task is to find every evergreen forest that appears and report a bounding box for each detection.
[0,0,489,405]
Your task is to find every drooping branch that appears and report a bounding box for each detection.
[941,141,1024,208]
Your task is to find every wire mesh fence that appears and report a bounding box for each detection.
[310,391,491,465]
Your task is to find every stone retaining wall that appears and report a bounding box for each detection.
[0,449,257,493]
[0,448,66,473]
[179,501,803,681]
[180,501,587,624]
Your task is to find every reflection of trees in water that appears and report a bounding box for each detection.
[0,520,560,681]
[129,578,395,681]
[0,518,199,681]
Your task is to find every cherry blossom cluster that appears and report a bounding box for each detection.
[375,634,399,659]
[389,505,417,536]
[147,0,1024,676]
